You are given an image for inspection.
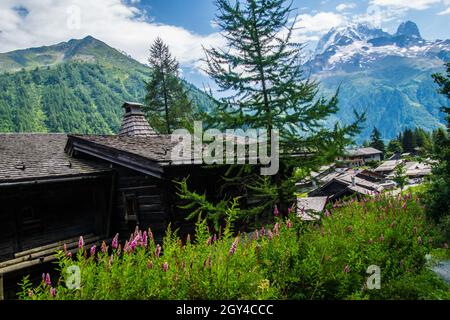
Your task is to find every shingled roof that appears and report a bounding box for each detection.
[0,134,111,184]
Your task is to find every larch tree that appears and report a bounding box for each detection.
[202,0,363,217]
[144,37,194,134]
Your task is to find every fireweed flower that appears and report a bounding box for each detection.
[90,245,96,257]
[155,244,161,258]
[274,223,280,235]
[109,254,113,267]
[130,238,138,251]
[117,244,122,257]
[268,230,274,240]
[78,236,84,249]
[260,227,265,237]
[254,229,259,240]
[112,233,119,249]
[229,237,239,256]
[142,231,148,247]
[274,205,280,217]
[324,210,331,217]
[50,287,56,297]
[163,262,169,272]
[148,228,153,240]
[286,219,293,229]
[45,273,51,286]
[344,265,350,273]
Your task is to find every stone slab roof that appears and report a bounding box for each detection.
[0,134,111,184]
[345,147,382,157]
[69,134,179,165]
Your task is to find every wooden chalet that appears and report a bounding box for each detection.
[0,102,237,299]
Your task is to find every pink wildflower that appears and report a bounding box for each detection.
[229,237,239,256]
[90,245,96,257]
[324,210,331,217]
[142,231,148,247]
[254,229,259,240]
[148,228,154,243]
[260,227,265,237]
[274,223,280,235]
[163,262,169,272]
[286,219,293,229]
[78,236,84,249]
[155,244,161,258]
[109,254,113,267]
[45,273,51,286]
[112,233,119,249]
[274,205,280,217]
[28,290,33,298]
[268,230,274,240]
[344,265,350,273]
[50,287,56,297]
[101,241,107,253]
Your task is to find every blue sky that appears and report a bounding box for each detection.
[0,0,449,88]
[139,0,450,40]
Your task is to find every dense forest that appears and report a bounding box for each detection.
[0,36,215,134]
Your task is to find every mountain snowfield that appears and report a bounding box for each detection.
[306,21,449,142]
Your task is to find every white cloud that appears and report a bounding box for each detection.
[0,0,224,68]
[292,12,346,42]
[336,3,357,12]
[437,7,450,14]
[370,0,441,10]
[296,12,346,33]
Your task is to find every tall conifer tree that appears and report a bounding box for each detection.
[145,38,194,134]
[203,0,363,215]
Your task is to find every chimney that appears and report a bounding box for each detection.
[119,102,156,137]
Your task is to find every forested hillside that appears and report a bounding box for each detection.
[0,36,214,134]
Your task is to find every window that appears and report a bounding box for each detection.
[123,193,139,223]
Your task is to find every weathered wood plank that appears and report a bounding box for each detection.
[14,234,95,258]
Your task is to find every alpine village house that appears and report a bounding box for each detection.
[0,102,237,298]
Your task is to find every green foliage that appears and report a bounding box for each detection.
[387,139,403,155]
[20,195,449,300]
[369,127,385,157]
[144,38,196,134]
[393,163,408,191]
[0,39,215,134]
[423,62,450,241]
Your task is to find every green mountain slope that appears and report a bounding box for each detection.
[0,36,214,134]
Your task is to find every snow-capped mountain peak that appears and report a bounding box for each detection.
[307,21,449,73]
